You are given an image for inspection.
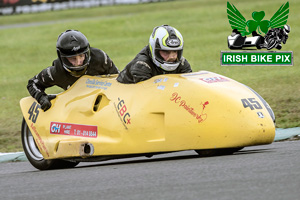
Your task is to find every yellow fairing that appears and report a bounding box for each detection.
[20,71,275,159]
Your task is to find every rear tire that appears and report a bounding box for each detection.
[21,118,79,170]
[195,147,243,157]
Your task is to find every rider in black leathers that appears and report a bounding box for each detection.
[27,30,119,111]
[117,25,192,84]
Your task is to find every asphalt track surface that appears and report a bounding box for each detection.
[0,140,299,200]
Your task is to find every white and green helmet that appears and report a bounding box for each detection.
[149,25,184,71]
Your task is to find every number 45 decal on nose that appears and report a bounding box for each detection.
[28,102,41,123]
[241,98,262,110]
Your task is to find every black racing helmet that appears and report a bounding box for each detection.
[56,30,91,77]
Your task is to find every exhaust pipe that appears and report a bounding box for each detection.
[80,143,94,157]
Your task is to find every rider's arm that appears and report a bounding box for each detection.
[130,61,152,83]
[27,66,56,101]
[101,50,120,74]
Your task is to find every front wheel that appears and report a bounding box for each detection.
[21,118,79,170]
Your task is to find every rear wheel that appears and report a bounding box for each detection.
[195,147,243,157]
[21,118,79,170]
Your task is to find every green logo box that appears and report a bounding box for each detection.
[220,51,293,66]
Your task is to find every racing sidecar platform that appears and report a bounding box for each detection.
[20,71,275,170]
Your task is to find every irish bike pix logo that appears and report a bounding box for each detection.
[221,1,293,66]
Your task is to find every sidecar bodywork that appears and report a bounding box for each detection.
[20,71,275,170]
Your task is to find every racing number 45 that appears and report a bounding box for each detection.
[241,98,262,110]
[28,102,41,123]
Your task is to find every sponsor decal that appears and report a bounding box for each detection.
[257,112,265,118]
[30,123,49,157]
[114,98,131,129]
[86,78,112,90]
[71,45,80,51]
[154,78,168,90]
[50,122,98,138]
[170,92,209,123]
[174,82,179,87]
[154,78,162,83]
[200,77,229,83]
[154,78,168,84]
[166,38,180,47]
[157,85,165,90]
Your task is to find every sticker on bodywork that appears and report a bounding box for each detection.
[86,78,112,90]
[170,92,209,123]
[50,122,98,138]
[31,122,49,157]
[114,98,131,129]
[200,77,229,83]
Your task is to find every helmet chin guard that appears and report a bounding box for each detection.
[159,61,180,71]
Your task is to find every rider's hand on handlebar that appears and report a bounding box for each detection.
[38,94,56,111]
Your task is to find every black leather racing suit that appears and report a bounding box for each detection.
[27,47,119,101]
[117,45,192,84]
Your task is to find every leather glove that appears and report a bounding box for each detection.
[38,94,56,111]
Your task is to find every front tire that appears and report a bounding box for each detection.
[21,118,79,170]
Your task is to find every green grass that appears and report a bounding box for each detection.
[0,0,299,152]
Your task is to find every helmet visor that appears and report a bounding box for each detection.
[61,48,90,71]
